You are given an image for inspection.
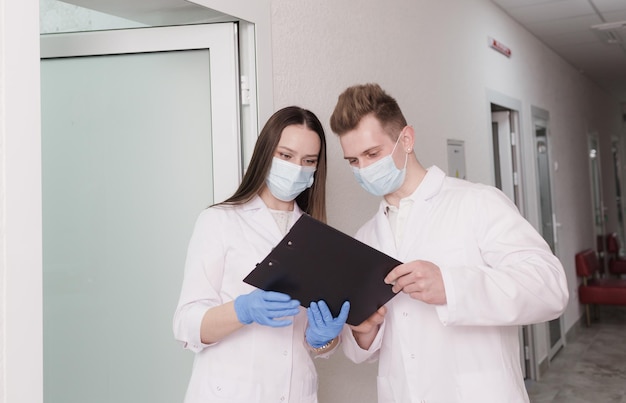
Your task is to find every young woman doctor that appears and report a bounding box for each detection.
[173,106,349,403]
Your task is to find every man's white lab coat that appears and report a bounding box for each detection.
[342,166,569,403]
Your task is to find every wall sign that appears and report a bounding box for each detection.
[488,36,512,58]
[447,139,466,180]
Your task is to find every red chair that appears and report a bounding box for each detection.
[605,233,626,276]
[575,249,626,326]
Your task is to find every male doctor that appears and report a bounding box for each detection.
[330,83,569,403]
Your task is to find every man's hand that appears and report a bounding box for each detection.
[385,260,447,305]
[349,305,386,350]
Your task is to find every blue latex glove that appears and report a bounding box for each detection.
[234,289,300,327]
[305,300,350,348]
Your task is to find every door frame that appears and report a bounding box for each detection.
[530,106,565,362]
[4,2,43,402]
[487,90,539,380]
[491,110,516,201]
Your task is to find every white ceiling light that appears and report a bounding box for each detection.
[591,20,626,45]
[591,20,626,31]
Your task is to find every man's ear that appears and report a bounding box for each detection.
[402,125,415,152]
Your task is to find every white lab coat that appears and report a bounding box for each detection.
[173,196,319,403]
[342,166,569,403]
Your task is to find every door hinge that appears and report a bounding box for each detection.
[241,75,250,105]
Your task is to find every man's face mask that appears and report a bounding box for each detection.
[266,157,316,201]
[351,134,407,196]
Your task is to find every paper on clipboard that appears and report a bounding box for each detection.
[243,214,401,325]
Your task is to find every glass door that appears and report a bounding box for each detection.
[611,138,625,253]
[589,134,606,256]
[41,23,240,403]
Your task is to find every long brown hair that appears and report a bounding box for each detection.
[217,106,327,222]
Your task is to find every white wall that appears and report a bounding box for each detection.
[1,1,43,402]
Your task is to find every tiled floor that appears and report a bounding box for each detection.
[525,305,626,403]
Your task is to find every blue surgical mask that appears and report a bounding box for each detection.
[352,135,407,196]
[266,157,316,201]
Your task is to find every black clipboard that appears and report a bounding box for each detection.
[243,214,401,325]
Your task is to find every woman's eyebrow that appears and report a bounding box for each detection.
[277,145,318,158]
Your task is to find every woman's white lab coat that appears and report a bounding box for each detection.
[173,196,319,403]
[342,166,569,403]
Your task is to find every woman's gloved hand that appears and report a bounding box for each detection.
[234,289,300,327]
[305,300,350,348]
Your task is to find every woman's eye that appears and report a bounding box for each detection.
[304,159,317,165]
[279,153,292,159]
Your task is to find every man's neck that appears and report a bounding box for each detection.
[384,161,427,207]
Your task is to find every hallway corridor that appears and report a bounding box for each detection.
[526,306,626,402]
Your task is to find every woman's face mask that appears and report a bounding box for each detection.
[266,157,316,201]
[352,135,407,196]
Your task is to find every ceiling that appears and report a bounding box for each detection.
[61,0,626,103]
[58,0,233,26]
[491,0,626,103]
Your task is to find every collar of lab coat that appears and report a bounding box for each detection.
[242,194,304,216]
[376,165,446,258]
[381,165,446,211]
[242,194,305,241]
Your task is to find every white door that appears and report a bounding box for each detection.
[41,23,240,403]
